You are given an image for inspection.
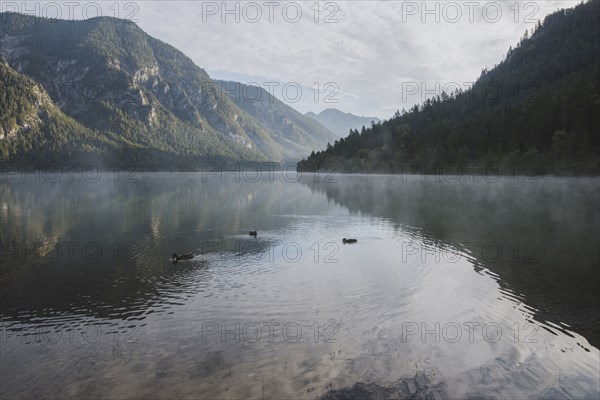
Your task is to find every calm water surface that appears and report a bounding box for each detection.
[1,173,598,399]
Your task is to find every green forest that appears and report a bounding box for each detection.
[0,13,303,169]
[298,1,600,175]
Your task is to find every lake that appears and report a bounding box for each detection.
[1,172,599,399]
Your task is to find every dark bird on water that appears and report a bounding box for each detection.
[343,238,357,244]
[172,253,194,263]
[249,231,257,237]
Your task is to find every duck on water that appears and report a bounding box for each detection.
[172,253,194,263]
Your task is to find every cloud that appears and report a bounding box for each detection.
[12,0,577,118]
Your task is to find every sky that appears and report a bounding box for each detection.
[8,0,577,119]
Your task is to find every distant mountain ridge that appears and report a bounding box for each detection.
[305,108,380,138]
[215,80,338,156]
[0,12,336,167]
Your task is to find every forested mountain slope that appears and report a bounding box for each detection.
[0,13,336,168]
[298,0,600,175]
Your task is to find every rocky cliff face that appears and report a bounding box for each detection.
[0,13,333,166]
[0,71,49,140]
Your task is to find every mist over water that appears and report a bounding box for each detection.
[1,173,598,399]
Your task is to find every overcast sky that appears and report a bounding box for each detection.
[13,0,576,118]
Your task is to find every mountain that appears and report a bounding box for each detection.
[0,61,116,165]
[215,80,338,157]
[0,13,330,169]
[298,0,600,175]
[305,108,381,138]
